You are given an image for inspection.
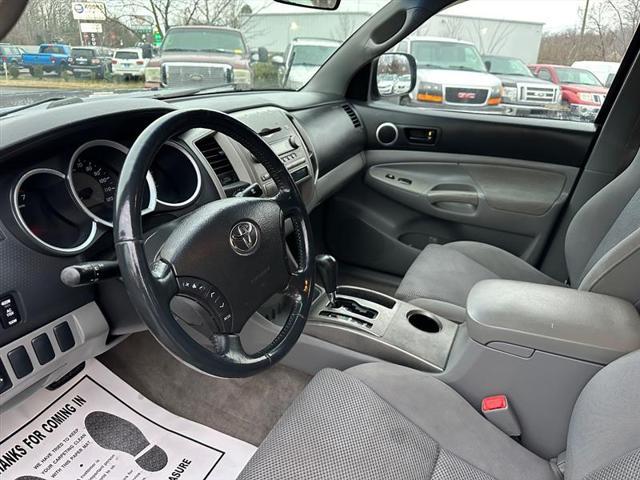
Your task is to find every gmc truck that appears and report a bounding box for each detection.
[395,37,503,111]
[22,43,71,76]
[144,26,257,90]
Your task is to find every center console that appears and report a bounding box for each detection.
[304,255,458,372]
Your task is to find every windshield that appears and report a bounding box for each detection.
[162,29,247,54]
[115,51,140,60]
[1,1,386,108]
[411,41,486,72]
[555,67,602,86]
[72,48,96,58]
[291,45,339,66]
[484,56,532,76]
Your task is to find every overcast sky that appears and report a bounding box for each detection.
[444,0,587,32]
[249,0,588,33]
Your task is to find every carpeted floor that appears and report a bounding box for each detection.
[98,331,310,446]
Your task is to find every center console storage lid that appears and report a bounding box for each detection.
[466,280,640,365]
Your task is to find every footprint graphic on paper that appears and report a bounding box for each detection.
[16,477,46,480]
[84,411,168,472]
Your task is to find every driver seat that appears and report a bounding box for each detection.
[238,350,640,479]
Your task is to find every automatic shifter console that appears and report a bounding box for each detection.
[332,297,377,319]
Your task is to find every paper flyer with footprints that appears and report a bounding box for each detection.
[0,360,256,479]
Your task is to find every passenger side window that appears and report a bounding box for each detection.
[377,0,637,123]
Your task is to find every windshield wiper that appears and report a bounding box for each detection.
[0,96,68,118]
[199,48,236,54]
[148,83,244,100]
[418,63,443,69]
[448,65,482,72]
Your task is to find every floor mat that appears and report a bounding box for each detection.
[0,359,256,480]
[99,332,310,446]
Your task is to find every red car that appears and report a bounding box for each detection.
[529,64,608,120]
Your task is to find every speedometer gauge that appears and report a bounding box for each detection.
[68,140,157,227]
[72,157,119,223]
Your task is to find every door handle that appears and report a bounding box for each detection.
[427,189,478,206]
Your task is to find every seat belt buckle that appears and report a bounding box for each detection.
[481,395,522,439]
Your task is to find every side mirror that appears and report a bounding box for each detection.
[258,46,268,63]
[484,60,492,71]
[375,53,417,98]
[272,55,284,65]
[251,47,269,63]
[273,0,340,10]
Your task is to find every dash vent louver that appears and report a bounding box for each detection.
[342,104,362,128]
[195,133,239,186]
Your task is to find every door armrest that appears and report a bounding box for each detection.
[466,280,640,364]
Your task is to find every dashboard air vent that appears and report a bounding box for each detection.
[342,104,362,128]
[195,133,239,186]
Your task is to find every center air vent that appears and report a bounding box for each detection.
[342,104,362,128]
[195,133,239,186]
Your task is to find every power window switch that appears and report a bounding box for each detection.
[0,360,12,394]
[8,346,33,379]
[32,333,55,365]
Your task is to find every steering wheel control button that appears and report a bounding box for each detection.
[177,277,233,331]
[32,333,56,365]
[179,277,211,297]
[0,295,21,328]
[0,360,12,394]
[53,321,76,352]
[8,346,33,379]
[229,221,261,256]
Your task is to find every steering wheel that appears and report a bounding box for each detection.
[113,109,315,378]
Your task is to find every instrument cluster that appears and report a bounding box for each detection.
[12,139,202,255]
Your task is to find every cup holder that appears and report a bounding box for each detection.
[407,312,441,333]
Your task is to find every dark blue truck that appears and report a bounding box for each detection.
[22,44,71,75]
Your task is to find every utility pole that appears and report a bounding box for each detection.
[580,0,590,37]
[578,0,590,59]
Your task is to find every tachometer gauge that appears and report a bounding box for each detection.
[13,169,97,255]
[68,140,157,227]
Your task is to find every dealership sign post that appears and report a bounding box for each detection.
[72,2,106,46]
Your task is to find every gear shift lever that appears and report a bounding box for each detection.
[316,254,338,306]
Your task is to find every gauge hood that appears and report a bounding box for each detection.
[416,68,501,88]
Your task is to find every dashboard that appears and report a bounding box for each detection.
[0,92,366,405]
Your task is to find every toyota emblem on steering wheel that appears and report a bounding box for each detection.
[229,221,261,256]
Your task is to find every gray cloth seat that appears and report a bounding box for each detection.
[239,350,640,480]
[396,152,640,323]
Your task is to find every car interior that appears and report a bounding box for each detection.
[1,0,640,479]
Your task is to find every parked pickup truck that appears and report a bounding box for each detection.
[22,43,71,75]
[394,37,503,111]
[483,55,561,118]
[529,64,609,121]
[144,26,259,90]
